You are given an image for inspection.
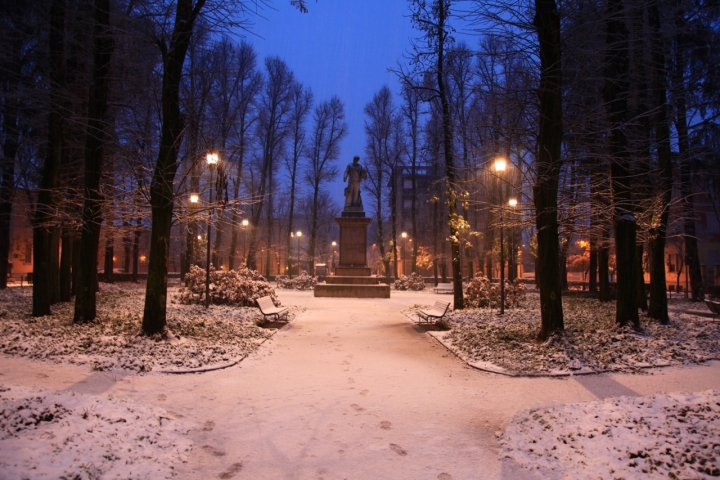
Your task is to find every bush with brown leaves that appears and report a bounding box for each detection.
[393,272,426,291]
[177,265,280,307]
[293,270,318,291]
[464,273,526,308]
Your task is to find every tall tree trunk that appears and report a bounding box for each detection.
[647,0,671,323]
[428,3,464,308]
[132,217,140,283]
[71,237,80,296]
[49,229,61,304]
[0,25,22,290]
[603,0,639,328]
[72,0,111,324]
[142,0,206,335]
[104,237,114,283]
[33,0,66,317]
[60,230,73,301]
[672,8,703,302]
[533,0,564,339]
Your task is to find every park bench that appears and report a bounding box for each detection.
[705,299,720,318]
[418,300,451,324]
[256,296,289,322]
[433,282,453,294]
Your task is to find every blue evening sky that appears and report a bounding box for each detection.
[246,1,419,199]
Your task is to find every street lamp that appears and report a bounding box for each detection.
[241,219,249,267]
[331,241,337,274]
[187,194,199,273]
[494,157,507,315]
[204,151,219,309]
[295,231,302,277]
[508,197,517,285]
[401,232,408,276]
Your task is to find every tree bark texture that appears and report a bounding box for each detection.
[143,0,206,335]
[646,1,672,323]
[0,22,23,290]
[74,0,112,323]
[33,0,66,317]
[603,0,639,328]
[533,0,564,340]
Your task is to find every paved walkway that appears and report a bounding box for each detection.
[2,290,719,479]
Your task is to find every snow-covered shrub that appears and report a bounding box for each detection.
[275,275,294,289]
[464,273,525,308]
[393,272,426,291]
[177,265,280,307]
[293,270,318,291]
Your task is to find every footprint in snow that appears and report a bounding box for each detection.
[380,421,392,430]
[351,404,365,412]
[360,389,369,396]
[202,420,215,431]
[201,445,226,457]
[347,377,355,384]
[157,394,167,401]
[437,474,453,480]
[218,462,243,479]
[390,443,407,456]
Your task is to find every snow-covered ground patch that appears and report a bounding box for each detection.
[436,293,720,374]
[501,389,720,479]
[0,384,192,479]
[0,283,298,373]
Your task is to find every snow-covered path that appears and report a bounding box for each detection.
[2,290,720,479]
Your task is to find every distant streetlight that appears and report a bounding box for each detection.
[189,193,199,204]
[241,219,249,267]
[331,241,337,274]
[508,197,517,287]
[295,231,302,277]
[494,158,508,315]
[204,151,219,309]
[401,232,408,276]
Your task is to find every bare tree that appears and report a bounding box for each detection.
[304,96,347,275]
[284,82,313,275]
[246,56,294,271]
[408,0,465,308]
[223,41,262,271]
[73,0,113,323]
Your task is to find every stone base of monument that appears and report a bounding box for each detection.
[314,283,390,298]
[326,276,379,285]
[334,266,372,276]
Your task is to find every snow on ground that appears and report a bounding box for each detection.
[1,287,719,478]
[501,389,720,479]
[435,292,720,374]
[0,283,298,373]
[0,384,192,479]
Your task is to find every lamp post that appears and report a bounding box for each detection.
[494,158,507,314]
[508,196,517,289]
[295,231,302,277]
[241,219,249,267]
[188,194,199,273]
[204,151,218,309]
[401,232,407,276]
[331,241,337,274]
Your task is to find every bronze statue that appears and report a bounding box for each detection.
[343,156,367,209]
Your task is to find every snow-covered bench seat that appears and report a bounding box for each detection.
[433,282,453,294]
[418,301,451,324]
[256,296,289,322]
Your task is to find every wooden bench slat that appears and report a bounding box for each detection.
[418,301,451,323]
[256,296,289,322]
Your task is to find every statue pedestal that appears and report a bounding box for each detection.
[313,212,390,298]
[336,216,371,273]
